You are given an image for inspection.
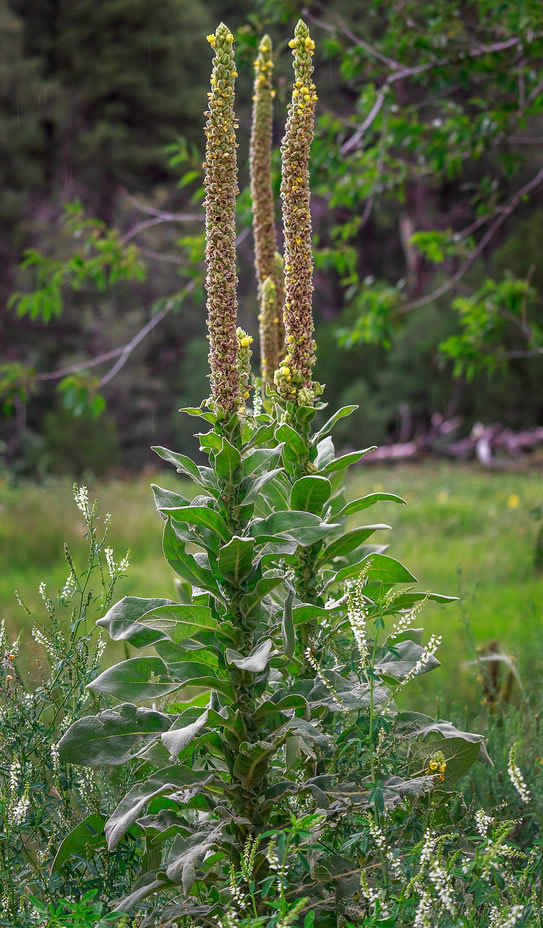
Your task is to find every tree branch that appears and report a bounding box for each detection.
[403,164,543,312]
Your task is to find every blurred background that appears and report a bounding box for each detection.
[1,0,542,709]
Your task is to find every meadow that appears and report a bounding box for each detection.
[2,460,541,710]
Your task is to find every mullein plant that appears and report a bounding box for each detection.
[58,21,487,926]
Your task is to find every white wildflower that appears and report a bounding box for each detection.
[397,634,442,688]
[96,633,106,662]
[32,626,56,659]
[11,790,30,826]
[429,857,456,915]
[104,547,116,578]
[360,871,390,920]
[419,828,437,868]
[73,483,90,519]
[228,865,247,910]
[104,512,112,527]
[118,550,131,573]
[414,890,433,928]
[9,757,21,795]
[366,813,402,877]
[51,742,60,774]
[346,578,369,667]
[507,743,531,803]
[490,904,525,928]
[304,647,349,713]
[61,572,77,600]
[475,808,493,836]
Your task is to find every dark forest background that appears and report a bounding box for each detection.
[2,0,543,476]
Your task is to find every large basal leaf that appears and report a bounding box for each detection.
[312,405,358,442]
[319,447,376,475]
[97,596,175,648]
[225,638,274,674]
[106,765,206,850]
[290,475,332,514]
[409,736,481,790]
[52,814,106,873]
[218,535,255,585]
[136,603,218,643]
[320,525,390,563]
[337,492,406,519]
[375,639,440,680]
[88,656,180,701]
[163,519,220,597]
[404,718,491,764]
[58,703,172,766]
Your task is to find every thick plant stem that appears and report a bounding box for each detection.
[204,24,241,417]
[275,20,317,406]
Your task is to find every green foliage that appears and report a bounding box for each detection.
[0,494,142,924]
[8,202,145,323]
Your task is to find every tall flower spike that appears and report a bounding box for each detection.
[250,36,286,373]
[204,24,241,417]
[275,20,317,405]
[259,276,280,381]
[250,35,276,292]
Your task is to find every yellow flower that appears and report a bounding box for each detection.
[240,336,253,348]
[226,32,234,43]
[206,34,216,47]
[507,493,520,509]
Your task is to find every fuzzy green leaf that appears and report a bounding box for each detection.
[88,656,180,701]
[218,536,255,585]
[337,493,406,518]
[97,596,174,648]
[57,703,172,767]
[320,447,376,475]
[52,814,106,873]
[136,603,218,643]
[290,475,332,514]
[215,438,241,482]
[313,405,358,441]
[320,524,390,563]
[226,639,273,674]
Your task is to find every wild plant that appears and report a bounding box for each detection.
[0,490,141,924]
[53,21,496,927]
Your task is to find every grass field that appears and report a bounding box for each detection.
[1,461,541,708]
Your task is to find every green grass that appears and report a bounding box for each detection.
[1,462,541,707]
